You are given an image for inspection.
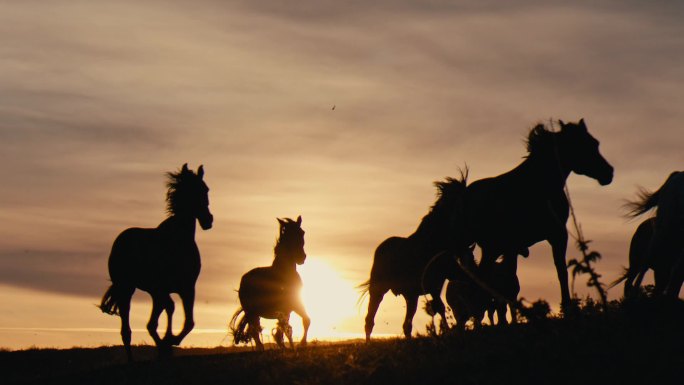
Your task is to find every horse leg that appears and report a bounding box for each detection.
[509,303,518,324]
[247,315,264,351]
[280,313,296,349]
[429,294,448,334]
[162,295,175,342]
[117,286,135,362]
[169,288,195,346]
[293,304,310,347]
[364,284,387,342]
[651,233,669,296]
[664,249,684,298]
[550,233,570,309]
[274,315,287,349]
[402,294,419,338]
[146,294,166,350]
[495,301,509,325]
[624,265,639,297]
[285,317,295,349]
[632,267,649,296]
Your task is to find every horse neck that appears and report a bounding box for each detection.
[271,255,297,275]
[517,152,571,193]
[411,204,453,246]
[158,214,197,239]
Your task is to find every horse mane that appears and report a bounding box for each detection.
[624,171,683,218]
[431,168,469,210]
[525,123,556,156]
[413,169,468,238]
[165,166,197,215]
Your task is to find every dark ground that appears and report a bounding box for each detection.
[2,299,683,385]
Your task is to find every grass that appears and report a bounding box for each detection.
[2,298,683,385]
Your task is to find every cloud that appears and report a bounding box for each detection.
[0,0,683,312]
[0,250,104,297]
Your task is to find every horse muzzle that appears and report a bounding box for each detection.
[296,253,307,265]
[199,212,214,230]
[598,165,614,186]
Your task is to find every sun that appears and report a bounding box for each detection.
[289,257,360,340]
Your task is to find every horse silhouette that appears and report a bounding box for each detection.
[485,252,522,325]
[445,250,489,331]
[99,164,213,361]
[446,250,524,330]
[623,171,684,298]
[464,119,613,309]
[609,217,655,297]
[229,216,310,350]
[360,174,469,341]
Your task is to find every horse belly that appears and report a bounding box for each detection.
[468,198,561,255]
[239,269,296,316]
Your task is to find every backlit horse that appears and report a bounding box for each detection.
[100,164,213,361]
[446,251,523,330]
[623,171,684,298]
[361,174,469,341]
[445,250,489,331]
[464,119,613,308]
[609,217,655,297]
[229,216,310,350]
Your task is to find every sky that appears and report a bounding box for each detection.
[1,0,683,350]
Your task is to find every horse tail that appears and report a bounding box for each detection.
[624,171,681,218]
[228,307,249,345]
[99,285,120,316]
[356,279,371,308]
[624,187,660,218]
[608,267,629,290]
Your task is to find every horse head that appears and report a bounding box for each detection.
[275,215,306,265]
[558,119,613,186]
[167,163,213,230]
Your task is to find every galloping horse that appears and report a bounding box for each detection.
[100,164,213,361]
[624,171,684,298]
[609,217,655,297]
[361,174,469,341]
[464,120,613,309]
[229,216,310,350]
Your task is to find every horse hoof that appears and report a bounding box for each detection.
[165,335,182,346]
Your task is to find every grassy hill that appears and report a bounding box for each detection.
[2,298,683,385]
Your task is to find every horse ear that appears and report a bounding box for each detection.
[579,118,586,129]
[277,218,286,226]
[182,163,189,173]
[198,165,204,179]
[296,215,302,225]
[558,120,566,128]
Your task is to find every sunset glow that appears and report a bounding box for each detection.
[1,1,683,351]
[295,258,361,340]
